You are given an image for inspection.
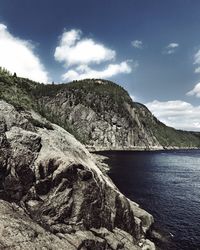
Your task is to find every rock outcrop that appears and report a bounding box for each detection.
[0,100,155,250]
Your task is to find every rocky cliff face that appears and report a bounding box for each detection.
[34,79,200,150]
[35,80,160,150]
[1,74,200,150]
[0,100,155,250]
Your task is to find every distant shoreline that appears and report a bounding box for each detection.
[88,146,200,153]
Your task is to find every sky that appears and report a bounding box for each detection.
[0,0,200,131]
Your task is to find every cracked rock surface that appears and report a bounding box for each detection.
[0,100,155,250]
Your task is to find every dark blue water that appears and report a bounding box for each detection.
[100,150,200,250]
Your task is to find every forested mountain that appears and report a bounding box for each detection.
[1,68,200,150]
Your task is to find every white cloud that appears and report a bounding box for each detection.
[55,29,134,81]
[194,49,200,64]
[62,61,132,81]
[0,23,48,83]
[187,82,200,98]
[131,40,143,49]
[163,42,179,54]
[193,49,200,74]
[146,100,200,131]
[167,43,179,49]
[194,67,200,73]
[54,29,116,66]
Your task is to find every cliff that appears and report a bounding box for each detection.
[0,72,199,150]
[34,79,200,150]
[0,99,155,249]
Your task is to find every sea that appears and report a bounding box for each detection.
[100,150,200,250]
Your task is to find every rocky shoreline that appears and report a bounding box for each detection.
[0,100,156,250]
[87,145,199,153]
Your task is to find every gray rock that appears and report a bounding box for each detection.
[0,100,155,250]
[0,200,77,250]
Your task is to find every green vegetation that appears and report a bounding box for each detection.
[32,79,131,100]
[0,67,38,110]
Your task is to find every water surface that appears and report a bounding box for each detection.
[100,150,200,250]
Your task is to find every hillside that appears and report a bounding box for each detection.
[0,69,200,150]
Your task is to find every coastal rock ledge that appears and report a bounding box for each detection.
[0,100,155,250]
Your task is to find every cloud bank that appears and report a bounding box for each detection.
[146,100,200,131]
[0,23,48,82]
[55,29,133,81]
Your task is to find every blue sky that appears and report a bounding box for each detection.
[0,0,200,130]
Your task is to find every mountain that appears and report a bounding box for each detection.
[34,79,200,150]
[1,70,199,150]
